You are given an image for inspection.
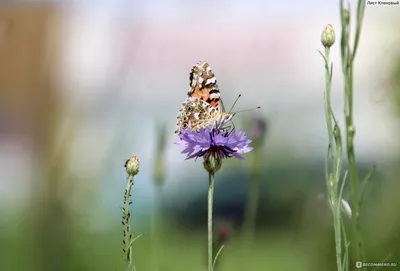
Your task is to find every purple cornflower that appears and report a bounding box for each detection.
[176,127,253,160]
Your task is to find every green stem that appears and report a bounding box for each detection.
[323,45,344,271]
[333,125,344,271]
[208,172,215,271]
[346,63,365,267]
[324,47,334,162]
[333,203,343,271]
[123,175,135,271]
[340,0,366,266]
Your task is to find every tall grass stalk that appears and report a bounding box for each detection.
[339,0,367,267]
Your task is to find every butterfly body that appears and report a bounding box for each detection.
[175,60,233,134]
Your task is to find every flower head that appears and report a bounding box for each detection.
[175,127,253,160]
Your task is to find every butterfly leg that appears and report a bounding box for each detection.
[228,120,236,135]
[220,125,230,132]
[221,121,235,135]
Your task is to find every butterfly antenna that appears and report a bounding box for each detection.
[229,94,242,112]
[233,106,261,116]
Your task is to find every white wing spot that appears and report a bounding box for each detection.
[206,77,216,85]
[210,93,219,99]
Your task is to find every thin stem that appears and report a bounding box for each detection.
[123,175,135,271]
[324,47,334,163]
[352,0,366,62]
[208,172,215,271]
[333,203,343,271]
[359,165,375,206]
[321,41,346,271]
[340,0,366,266]
[213,245,225,268]
[334,125,344,271]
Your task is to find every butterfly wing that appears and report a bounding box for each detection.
[175,97,219,134]
[188,61,221,107]
[175,97,234,134]
[175,60,233,134]
[219,97,226,113]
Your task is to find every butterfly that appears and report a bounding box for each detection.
[175,60,234,134]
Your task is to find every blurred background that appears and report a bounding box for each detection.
[1,1,400,270]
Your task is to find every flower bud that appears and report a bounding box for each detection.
[216,223,232,243]
[125,156,140,176]
[343,9,350,24]
[321,24,335,48]
[251,117,268,147]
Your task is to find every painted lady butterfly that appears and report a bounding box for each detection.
[175,60,234,134]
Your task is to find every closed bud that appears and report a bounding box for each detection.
[321,24,335,48]
[125,156,140,176]
[343,9,350,24]
[251,117,268,147]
